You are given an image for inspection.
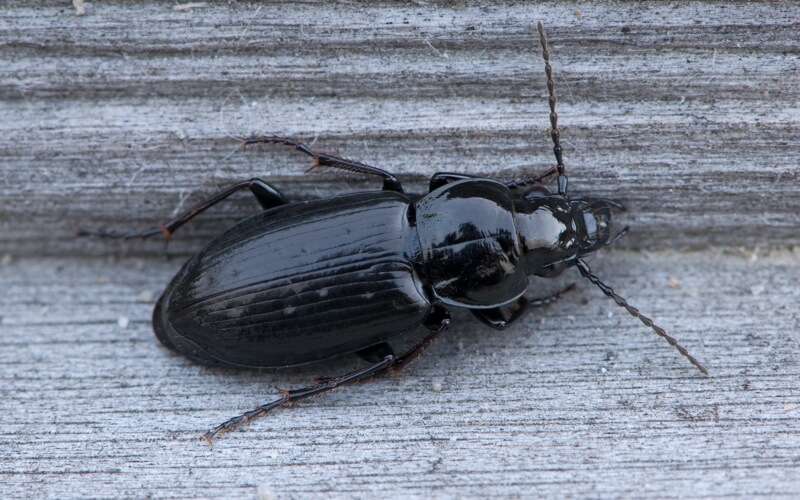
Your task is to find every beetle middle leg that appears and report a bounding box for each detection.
[243,136,405,193]
[79,178,286,240]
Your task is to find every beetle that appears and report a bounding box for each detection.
[87,23,707,441]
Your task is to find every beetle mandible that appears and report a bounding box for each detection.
[88,23,707,441]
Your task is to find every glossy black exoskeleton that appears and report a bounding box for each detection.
[88,23,706,441]
[153,175,622,368]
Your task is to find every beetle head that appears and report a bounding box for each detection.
[512,188,625,277]
[570,197,625,253]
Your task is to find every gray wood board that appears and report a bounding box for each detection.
[1,1,799,257]
[2,249,799,498]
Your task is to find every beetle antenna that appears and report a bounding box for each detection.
[537,21,567,196]
[575,259,708,375]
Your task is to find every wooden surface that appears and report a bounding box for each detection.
[2,1,800,499]
[2,250,800,498]
[1,1,799,256]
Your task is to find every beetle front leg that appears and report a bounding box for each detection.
[472,283,575,329]
[472,296,530,330]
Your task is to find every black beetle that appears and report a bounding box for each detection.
[87,23,706,441]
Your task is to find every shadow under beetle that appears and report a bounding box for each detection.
[90,23,707,441]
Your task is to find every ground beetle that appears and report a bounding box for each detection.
[88,23,707,441]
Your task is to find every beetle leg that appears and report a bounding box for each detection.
[202,309,451,442]
[356,342,395,364]
[391,306,450,373]
[504,166,559,190]
[423,304,451,332]
[247,180,287,209]
[243,136,405,193]
[160,178,287,239]
[472,283,575,329]
[202,355,397,443]
[78,178,286,240]
[472,296,530,330]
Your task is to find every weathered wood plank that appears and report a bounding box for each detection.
[1,1,799,256]
[1,250,798,498]
[2,2,799,498]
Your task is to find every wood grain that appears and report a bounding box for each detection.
[1,250,799,498]
[1,1,799,257]
[2,2,799,498]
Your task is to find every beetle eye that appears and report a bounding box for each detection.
[580,206,612,249]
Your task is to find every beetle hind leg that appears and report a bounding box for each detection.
[202,354,397,443]
[202,309,452,442]
[356,342,395,364]
[391,305,450,372]
[78,178,287,240]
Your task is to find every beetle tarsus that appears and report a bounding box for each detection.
[77,227,163,240]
